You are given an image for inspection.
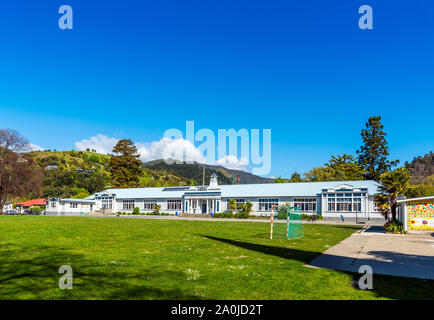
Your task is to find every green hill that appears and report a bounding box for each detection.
[31,151,272,199]
[405,151,434,185]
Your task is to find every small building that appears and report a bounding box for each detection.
[397,196,434,232]
[47,198,96,216]
[2,202,13,212]
[47,174,383,220]
[15,198,47,213]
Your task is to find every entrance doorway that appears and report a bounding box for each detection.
[201,202,207,214]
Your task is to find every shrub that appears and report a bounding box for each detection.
[235,211,250,219]
[212,213,222,218]
[383,221,405,234]
[277,207,287,220]
[301,214,323,220]
[133,207,140,215]
[221,211,234,218]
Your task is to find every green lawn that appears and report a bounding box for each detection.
[0,216,433,300]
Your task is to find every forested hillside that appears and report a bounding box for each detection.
[31,151,272,199]
[143,160,273,185]
[405,151,434,185]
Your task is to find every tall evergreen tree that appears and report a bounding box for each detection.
[289,172,302,182]
[356,116,398,181]
[109,139,143,188]
[324,154,364,181]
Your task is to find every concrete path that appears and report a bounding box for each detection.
[306,226,434,280]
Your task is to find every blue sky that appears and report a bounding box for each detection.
[0,0,433,177]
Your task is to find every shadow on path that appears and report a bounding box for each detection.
[200,234,434,300]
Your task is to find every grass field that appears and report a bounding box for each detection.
[0,216,433,300]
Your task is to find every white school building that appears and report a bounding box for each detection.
[47,173,383,220]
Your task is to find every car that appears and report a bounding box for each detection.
[4,209,19,215]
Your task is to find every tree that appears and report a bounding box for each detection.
[228,199,236,213]
[109,139,143,188]
[243,201,252,213]
[357,116,399,181]
[374,193,390,221]
[303,167,335,182]
[274,176,286,183]
[289,172,302,182]
[0,129,43,213]
[154,204,161,214]
[376,167,410,221]
[324,154,364,181]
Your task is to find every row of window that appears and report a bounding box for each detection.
[122,200,182,211]
[258,199,279,211]
[327,197,362,212]
[323,193,367,197]
[115,197,367,212]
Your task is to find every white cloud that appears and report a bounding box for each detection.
[136,137,205,163]
[26,143,44,152]
[74,134,250,172]
[216,155,249,171]
[75,134,119,154]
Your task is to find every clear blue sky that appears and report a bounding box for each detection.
[0,0,433,177]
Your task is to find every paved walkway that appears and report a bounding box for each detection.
[306,226,434,280]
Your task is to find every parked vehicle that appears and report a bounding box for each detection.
[4,209,19,215]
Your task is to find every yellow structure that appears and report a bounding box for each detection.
[397,196,434,232]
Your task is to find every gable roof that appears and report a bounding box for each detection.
[96,180,379,200]
[15,199,47,207]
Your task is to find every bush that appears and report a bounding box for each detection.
[213,211,234,218]
[277,207,287,220]
[222,211,234,218]
[235,211,250,219]
[301,214,323,220]
[133,207,140,215]
[383,221,405,234]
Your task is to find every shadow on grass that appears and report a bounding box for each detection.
[0,243,200,300]
[200,235,319,264]
[200,235,434,300]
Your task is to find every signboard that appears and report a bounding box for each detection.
[408,200,434,231]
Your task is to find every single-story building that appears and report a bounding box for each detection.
[15,198,47,213]
[2,202,13,212]
[47,174,383,220]
[397,196,434,232]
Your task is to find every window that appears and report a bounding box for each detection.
[51,202,56,208]
[144,200,157,210]
[294,198,316,211]
[102,200,113,209]
[70,203,78,209]
[227,198,245,208]
[326,194,362,212]
[123,200,134,210]
[259,199,278,211]
[235,199,245,206]
[167,200,182,211]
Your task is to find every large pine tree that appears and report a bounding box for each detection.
[109,139,143,188]
[357,116,398,181]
